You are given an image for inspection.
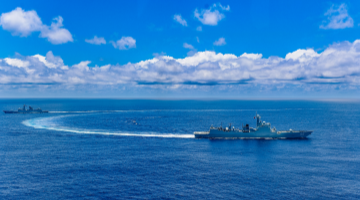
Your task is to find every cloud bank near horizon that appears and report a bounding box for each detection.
[1,39,360,96]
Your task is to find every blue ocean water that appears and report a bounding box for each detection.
[0,99,359,199]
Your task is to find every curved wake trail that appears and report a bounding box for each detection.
[22,116,195,139]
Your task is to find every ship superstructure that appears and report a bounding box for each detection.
[3,105,48,114]
[194,114,312,139]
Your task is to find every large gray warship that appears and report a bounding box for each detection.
[194,114,312,139]
[3,105,48,114]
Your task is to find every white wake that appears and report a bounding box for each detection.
[22,116,195,139]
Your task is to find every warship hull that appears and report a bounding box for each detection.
[194,114,313,139]
[194,130,312,139]
[3,110,48,114]
[3,105,48,114]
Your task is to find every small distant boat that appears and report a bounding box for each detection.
[194,113,312,139]
[3,104,48,114]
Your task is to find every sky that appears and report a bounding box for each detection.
[1,0,360,98]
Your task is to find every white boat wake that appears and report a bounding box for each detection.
[22,115,195,139]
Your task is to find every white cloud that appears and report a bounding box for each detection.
[196,37,200,43]
[183,43,197,56]
[0,7,73,44]
[33,51,68,69]
[4,58,34,74]
[111,36,136,50]
[219,3,230,11]
[194,3,230,25]
[39,16,73,44]
[0,7,42,37]
[285,49,320,62]
[2,40,360,94]
[85,36,106,45]
[213,37,226,46]
[240,53,262,60]
[183,43,194,49]
[320,3,353,29]
[4,58,30,68]
[176,51,236,67]
[173,14,187,26]
[187,50,198,57]
[196,26,202,31]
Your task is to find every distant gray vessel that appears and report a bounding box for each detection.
[3,105,48,114]
[194,114,312,139]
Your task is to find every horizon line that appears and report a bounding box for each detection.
[0,97,360,102]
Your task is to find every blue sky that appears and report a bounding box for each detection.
[1,0,360,98]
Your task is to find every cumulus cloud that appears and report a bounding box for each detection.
[0,7,42,37]
[39,16,73,44]
[285,49,319,62]
[2,40,360,94]
[111,36,136,50]
[240,53,262,60]
[213,37,226,46]
[0,7,73,44]
[33,51,68,70]
[194,3,230,25]
[320,3,353,29]
[173,14,187,26]
[85,36,106,45]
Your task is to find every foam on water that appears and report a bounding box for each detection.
[22,116,195,139]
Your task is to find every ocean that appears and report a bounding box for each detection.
[0,99,359,199]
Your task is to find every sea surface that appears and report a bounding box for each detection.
[0,99,359,199]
